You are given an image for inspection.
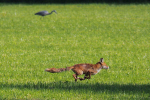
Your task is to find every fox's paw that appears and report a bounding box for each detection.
[79,78,85,81]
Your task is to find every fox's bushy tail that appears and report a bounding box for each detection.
[45,66,73,73]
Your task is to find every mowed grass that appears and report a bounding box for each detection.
[0,3,150,99]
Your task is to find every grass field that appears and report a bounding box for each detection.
[0,3,150,99]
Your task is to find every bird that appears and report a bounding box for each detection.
[35,10,57,19]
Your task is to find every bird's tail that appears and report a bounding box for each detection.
[45,66,73,73]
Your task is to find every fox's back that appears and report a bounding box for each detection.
[72,64,94,73]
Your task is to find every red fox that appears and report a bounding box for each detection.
[45,58,109,82]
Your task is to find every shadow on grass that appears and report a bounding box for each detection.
[1,81,150,94]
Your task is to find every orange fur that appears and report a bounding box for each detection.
[45,58,109,82]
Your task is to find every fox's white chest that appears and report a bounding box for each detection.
[93,68,101,75]
[97,68,101,73]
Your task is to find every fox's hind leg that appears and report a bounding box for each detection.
[73,74,78,82]
[72,69,84,82]
[73,74,85,81]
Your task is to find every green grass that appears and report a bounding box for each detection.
[0,3,150,99]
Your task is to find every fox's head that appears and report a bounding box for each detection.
[99,58,109,69]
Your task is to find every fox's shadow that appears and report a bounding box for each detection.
[1,81,150,94]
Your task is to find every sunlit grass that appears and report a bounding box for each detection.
[0,3,150,99]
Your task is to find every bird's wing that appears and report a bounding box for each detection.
[35,11,49,15]
[40,10,48,13]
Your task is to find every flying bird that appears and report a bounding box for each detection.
[35,10,57,19]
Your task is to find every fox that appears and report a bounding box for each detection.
[45,58,109,82]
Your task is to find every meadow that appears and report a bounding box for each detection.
[0,3,150,99]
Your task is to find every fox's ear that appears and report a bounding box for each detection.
[100,58,104,62]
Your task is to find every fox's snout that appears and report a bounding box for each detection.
[102,65,109,69]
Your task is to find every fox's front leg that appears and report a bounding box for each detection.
[79,71,91,81]
[79,77,85,81]
[84,71,91,79]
